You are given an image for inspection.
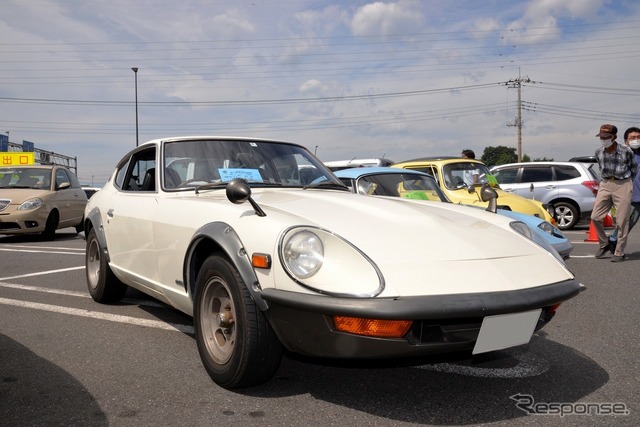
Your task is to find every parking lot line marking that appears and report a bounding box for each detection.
[0,266,85,281]
[0,244,84,252]
[0,247,83,255]
[0,297,194,334]
[0,282,88,297]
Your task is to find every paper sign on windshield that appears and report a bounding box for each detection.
[218,168,262,182]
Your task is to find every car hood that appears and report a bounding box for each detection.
[243,189,573,296]
[0,188,50,204]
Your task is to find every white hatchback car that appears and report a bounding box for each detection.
[84,136,583,389]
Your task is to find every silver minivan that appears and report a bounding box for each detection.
[490,161,599,230]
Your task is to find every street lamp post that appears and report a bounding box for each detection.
[131,67,139,147]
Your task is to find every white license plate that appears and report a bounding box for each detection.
[472,309,541,355]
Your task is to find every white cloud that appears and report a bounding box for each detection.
[351,0,424,36]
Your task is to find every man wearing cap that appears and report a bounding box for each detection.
[592,124,638,262]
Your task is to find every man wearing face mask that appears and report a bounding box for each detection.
[607,126,640,252]
[592,124,638,262]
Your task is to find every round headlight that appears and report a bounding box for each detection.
[282,230,324,279]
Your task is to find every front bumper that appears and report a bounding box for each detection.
[261,279,583,359]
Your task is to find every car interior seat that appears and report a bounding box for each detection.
[164,168,181,189]
[141,168,155,191]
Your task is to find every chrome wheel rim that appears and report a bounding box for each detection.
[200,277,236,364]
[86,238,101,290]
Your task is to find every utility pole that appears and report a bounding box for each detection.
[507,69,530,162]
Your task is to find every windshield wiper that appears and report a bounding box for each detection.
[195,181,283,193]
[303,181,349,191]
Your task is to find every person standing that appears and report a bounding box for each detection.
[461,149,480,184]
[592,124,638,262]
[607,126,640,251]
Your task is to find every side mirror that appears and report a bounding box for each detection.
[480,183,499,213]
[226,178,266,217]
[57,182,71,191]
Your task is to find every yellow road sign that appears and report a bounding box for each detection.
[1,152,35,166]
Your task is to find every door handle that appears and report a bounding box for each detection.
[107,209,114,218]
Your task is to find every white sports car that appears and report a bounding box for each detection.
[84,136,583,389]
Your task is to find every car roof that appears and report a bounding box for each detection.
[490,161,584,169]
[394,157,483,166]
[0,164,57,170]
[334,167,431,179]
[568,156,597,163]
[140,135,298,146]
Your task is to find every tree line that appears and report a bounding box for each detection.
[480,146,553,167]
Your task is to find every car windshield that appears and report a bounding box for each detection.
[163,139,342,190]
[355,173,449,202]
[0,167,52,189]
[442,162,496,190]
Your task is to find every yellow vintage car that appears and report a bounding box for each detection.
[392,157,555,223]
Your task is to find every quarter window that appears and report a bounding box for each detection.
[554,165,580,181]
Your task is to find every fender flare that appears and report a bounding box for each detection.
[85,206,110,263]
[185,222,268,311]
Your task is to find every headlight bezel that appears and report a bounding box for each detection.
[278,226,385,298]
[18,198,44,211]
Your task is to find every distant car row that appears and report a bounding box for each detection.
[327,156,600,231]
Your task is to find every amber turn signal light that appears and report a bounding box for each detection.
[251,253,271,269]
[333,316,412,338]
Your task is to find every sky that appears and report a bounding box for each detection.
[1,0,640,186]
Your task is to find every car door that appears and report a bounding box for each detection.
[491,166,520,194]
[513,165,558,203]
[103,146,160,287]
[53,168,86,227]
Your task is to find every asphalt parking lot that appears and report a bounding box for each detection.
[1,225,639,426]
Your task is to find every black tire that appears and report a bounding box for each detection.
[194,255,282,389]
[42,210,59,240]
[85,228,127,303]
[554,201,579,230]
[75,219,85,234]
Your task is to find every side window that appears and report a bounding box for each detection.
[521,166,552,183]
[493,168,518,184]
[405,166,440,185]
[55,169,71,189]
[554,165,580,181]
[115,147,157,192]
[67,170,82,188]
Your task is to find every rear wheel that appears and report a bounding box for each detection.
[554,202,579,230]
[85,228,127,303]
[194,255,282,389]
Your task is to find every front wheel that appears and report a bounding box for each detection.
[85,228,127,303]
[42,210,59,240]
[554,202,579,230]
[194,255,282,389]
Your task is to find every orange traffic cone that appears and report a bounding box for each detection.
[584,221,599,242]
[604,214,614,228]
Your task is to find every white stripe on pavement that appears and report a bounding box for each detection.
[0,266,86,281]
[0,297,194,334]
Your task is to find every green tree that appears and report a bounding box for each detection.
[480,146,517,167]
[532,156,554,162]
